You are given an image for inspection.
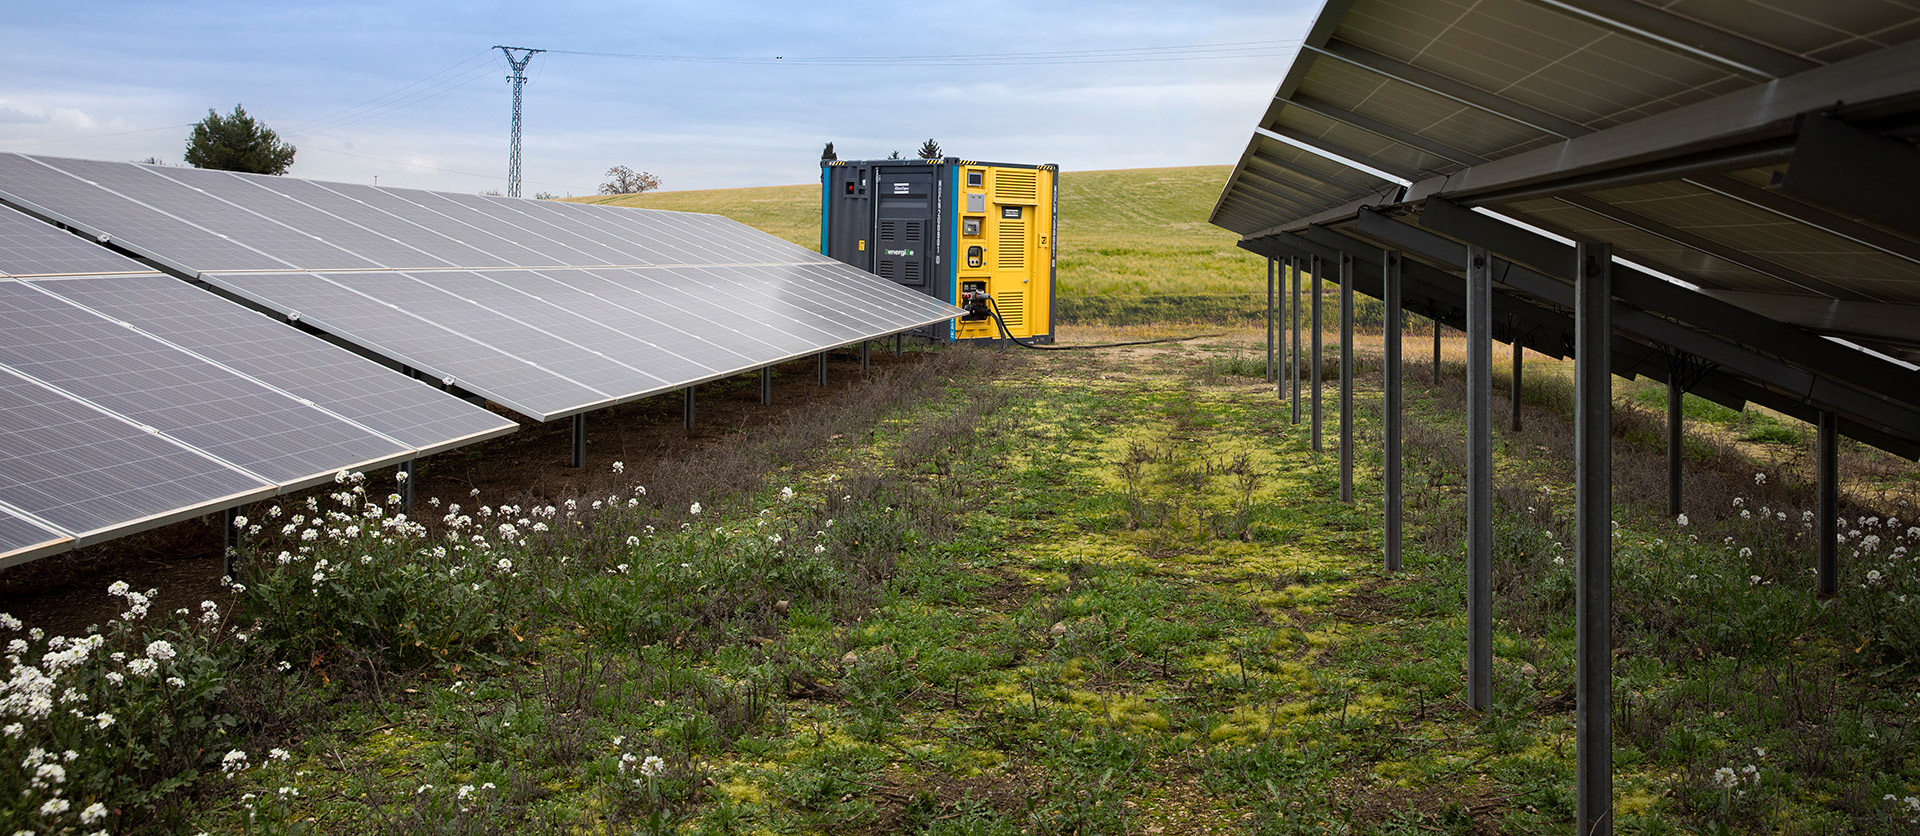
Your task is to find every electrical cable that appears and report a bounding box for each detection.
[984,296,1221,350]
[545,39,1298,67]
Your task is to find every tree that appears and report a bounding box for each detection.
[887,150,902,160]
[821,141,837,161]
[917,138,942,160]
[598,165,662,195]
[183,104,296,175]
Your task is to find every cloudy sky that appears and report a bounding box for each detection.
[2,1,1318,195]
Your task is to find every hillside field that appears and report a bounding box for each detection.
[572,166,1271,323]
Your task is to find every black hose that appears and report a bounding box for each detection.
[984,296,1221,350]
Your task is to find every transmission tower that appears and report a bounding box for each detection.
[495,45,544,198]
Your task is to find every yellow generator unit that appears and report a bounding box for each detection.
[822,158,1056,344]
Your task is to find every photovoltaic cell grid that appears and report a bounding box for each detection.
[0,205,516,567]
[0,152,963,422]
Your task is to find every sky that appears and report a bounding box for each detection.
[1,1,1318,196]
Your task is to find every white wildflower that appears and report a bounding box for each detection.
[640,755,666,778]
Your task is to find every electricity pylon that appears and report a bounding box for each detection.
[494,45,544,198]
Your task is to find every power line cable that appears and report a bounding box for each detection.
[545,38,1300,67]
[289,50,500,135]
[299,145,591,193]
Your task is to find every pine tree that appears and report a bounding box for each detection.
[821,142,837,161]
[917,138,942,160]
[183,105,296,175]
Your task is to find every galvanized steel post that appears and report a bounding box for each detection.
[1279,257,1290,401]
[684,386,696,430]
[1511,330,1524,432]
[1340,253,1354,502]
[1432,301,1442,386]
[1466,244,1492,711]
[1292,258,1303,423]
[1576,242,1614,836]
[571,414,586,468]
[1819,411,1838,597]
[1668,360,1684,518]
[818,352,828,386]
[861,342,870,371]
[1384,250,1403,573]
[1311,256,1323,453]
[1259,259,1274,384]
[761,367,772,405]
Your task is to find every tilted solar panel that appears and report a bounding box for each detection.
[0,505,71,569]
[0,206,142,277]
[0,153,962,425]
[33,275,516,454]
[0,366,273,542]
[0,201,518,567]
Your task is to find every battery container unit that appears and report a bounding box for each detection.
[822,158,1056,343]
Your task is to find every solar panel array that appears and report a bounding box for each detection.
[0,154,963,421]
[1212,0,1920,453]
[0,206,516,567]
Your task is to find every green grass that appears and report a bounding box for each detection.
[571,166,1275,324]
[10,331,1920,834]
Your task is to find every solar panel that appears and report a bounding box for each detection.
[25,275,517,455]
[136,166,453,270]
[0,366,273,541]
[0,206,143,277]
[0,202,518,566]
[0,154,962,425]
[31,157,384,271]
[0,153,289,274]
[0,281,425,487]
[0,505,70,568]
[206,271,610,420]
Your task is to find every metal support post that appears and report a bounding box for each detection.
[861,341,870,371]
[223,506,240,580]
[571,413,585,468]
[1818,411,1838,597]
[1668,365,1685,518]
[1575,242,1614,836]
[1466,244,1493,711]
[398,459,415,511]
[1279,257,1291,400]
[1291,258,1303,422]
[818,352,828,386]
[1259,259,1274,386]
[1511,330,1524,432]
[1384,250,1404,572]
[1433,302,1443,385]
[895,333,904,354]
[1311,256,1323,452]
[1340,253,1354,502]
[760,367,772,405]
[683,386,695,430]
